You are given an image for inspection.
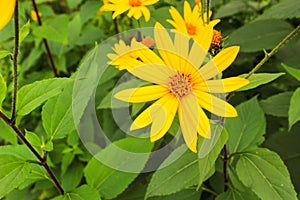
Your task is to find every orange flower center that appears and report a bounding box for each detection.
[168,73,192,98]
[211,30,222,47]
[186,23,197,35]
[129,0,142,7]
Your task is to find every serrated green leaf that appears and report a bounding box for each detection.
[61,161,83,191]
[288,87,300,130]
[25,130,41,148]
[0,145,36,160]
[256,0,300,21]
[226,97,265,154]
[149,189,202,200]
[236,148,297,200]
[282,63,300,82]
[198,127,228,187]
[260,92,293,117]
[51,185,100,200]
[19,21,30,44]
[17,78,70,116]
[42,81,75,140]
[228,20,293,52]
[0,73,7,108]
[238,73,285,91]
[33,15,69,45]
[0,50,11,59]
[84,137,153,199]
[146,145,198,198]
[0,155,31,198]
[216,188,257,200]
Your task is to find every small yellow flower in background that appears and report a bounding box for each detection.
[100,0,159,22]
[0,0,16,30]
[109,23,249,152]
[31,10,42,21]
[167,1,220,51]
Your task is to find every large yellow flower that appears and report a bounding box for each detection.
[167,1,220,51]
[109,23,249,152]
[0,0,16,30]
[100,0,158,22]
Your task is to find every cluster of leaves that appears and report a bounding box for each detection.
[0,0,300,199]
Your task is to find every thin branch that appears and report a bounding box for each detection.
[31,0,59,77]
[245,25,300,79]
[113,18,120,40]
[11,0,19,123]
[0,111,64,195]
[222,144,228,192]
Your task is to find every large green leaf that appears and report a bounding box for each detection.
[282,63,300,82]
[198,127,228,187]
[0,120,18,144]
[149,189,202,200]
[236,148,297,200]
[260,92,293,117]
[216,188,257,200]
[256,0,300,21]
[0,73,7,108]
[228,20,293,52]
[214,0,249,18]
[51,185,100,200]
[33,15,69,45]
[238,73,285,91]
[17,78,70,116]
[288,87,300,130]
[42,81,75,140]
[225,97,265,154]
[79,1,101,25]
[84,137,153,199]
[0,145,36,160]
[0,155,31,198]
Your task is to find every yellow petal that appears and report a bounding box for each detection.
[178,94,200,153]
[195,77,249,93]
[130,94,170,130]
[0,0,16,30]
[140,6,151,21]
[184,1,192,23]
[114,85,169,103]
[188,40,207,70]
[150,94,178,141]
[131,39,164,64]
[173,31,190,72]
[194,26,213,52]
[198,106,211,138]
[168,6,187,34]
[142,0,159,5]
[199,46,240,80]
[195,90,237,117]
[129,63,176,86]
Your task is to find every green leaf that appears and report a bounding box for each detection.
[282,63,300,82]
[51,185,100,200]
[33,15,69,45]
[214,0,249,18]
[228,20,293,52]
[61,161,83,191]
[226,97,265,154]
[0,145,36,160]
[17,78,70,116]
[67,0,83,10]
[0,50,11,59]
[19,21,30,44]
[216,188,258,200]
[0,120,18,145]
[260,92,293,117]
[149,189,202,200]
[0,73,7,108]
[42,81,75,140]
[84,137,153,199]
[79,1,101,25]
[236,148,297,200]
[146,145,198,198]
[0,155,31,198]
[288,87,300,130]
[25,130,41,149]
[256,0,300,21]
[238,73,285,91]
[198,126,228,187]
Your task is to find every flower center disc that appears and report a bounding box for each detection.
[129,0,142,7]
[186,23,197,35]
[168,73,192,98]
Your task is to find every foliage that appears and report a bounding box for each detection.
[0,0,299,199]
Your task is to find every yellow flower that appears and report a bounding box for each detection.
[0,0,16,30]
[167,1,220,51]
[100,0,159,22]
[110,23,249,152]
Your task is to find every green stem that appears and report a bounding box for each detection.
[11,0,19,123]
[245,25,300,79]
